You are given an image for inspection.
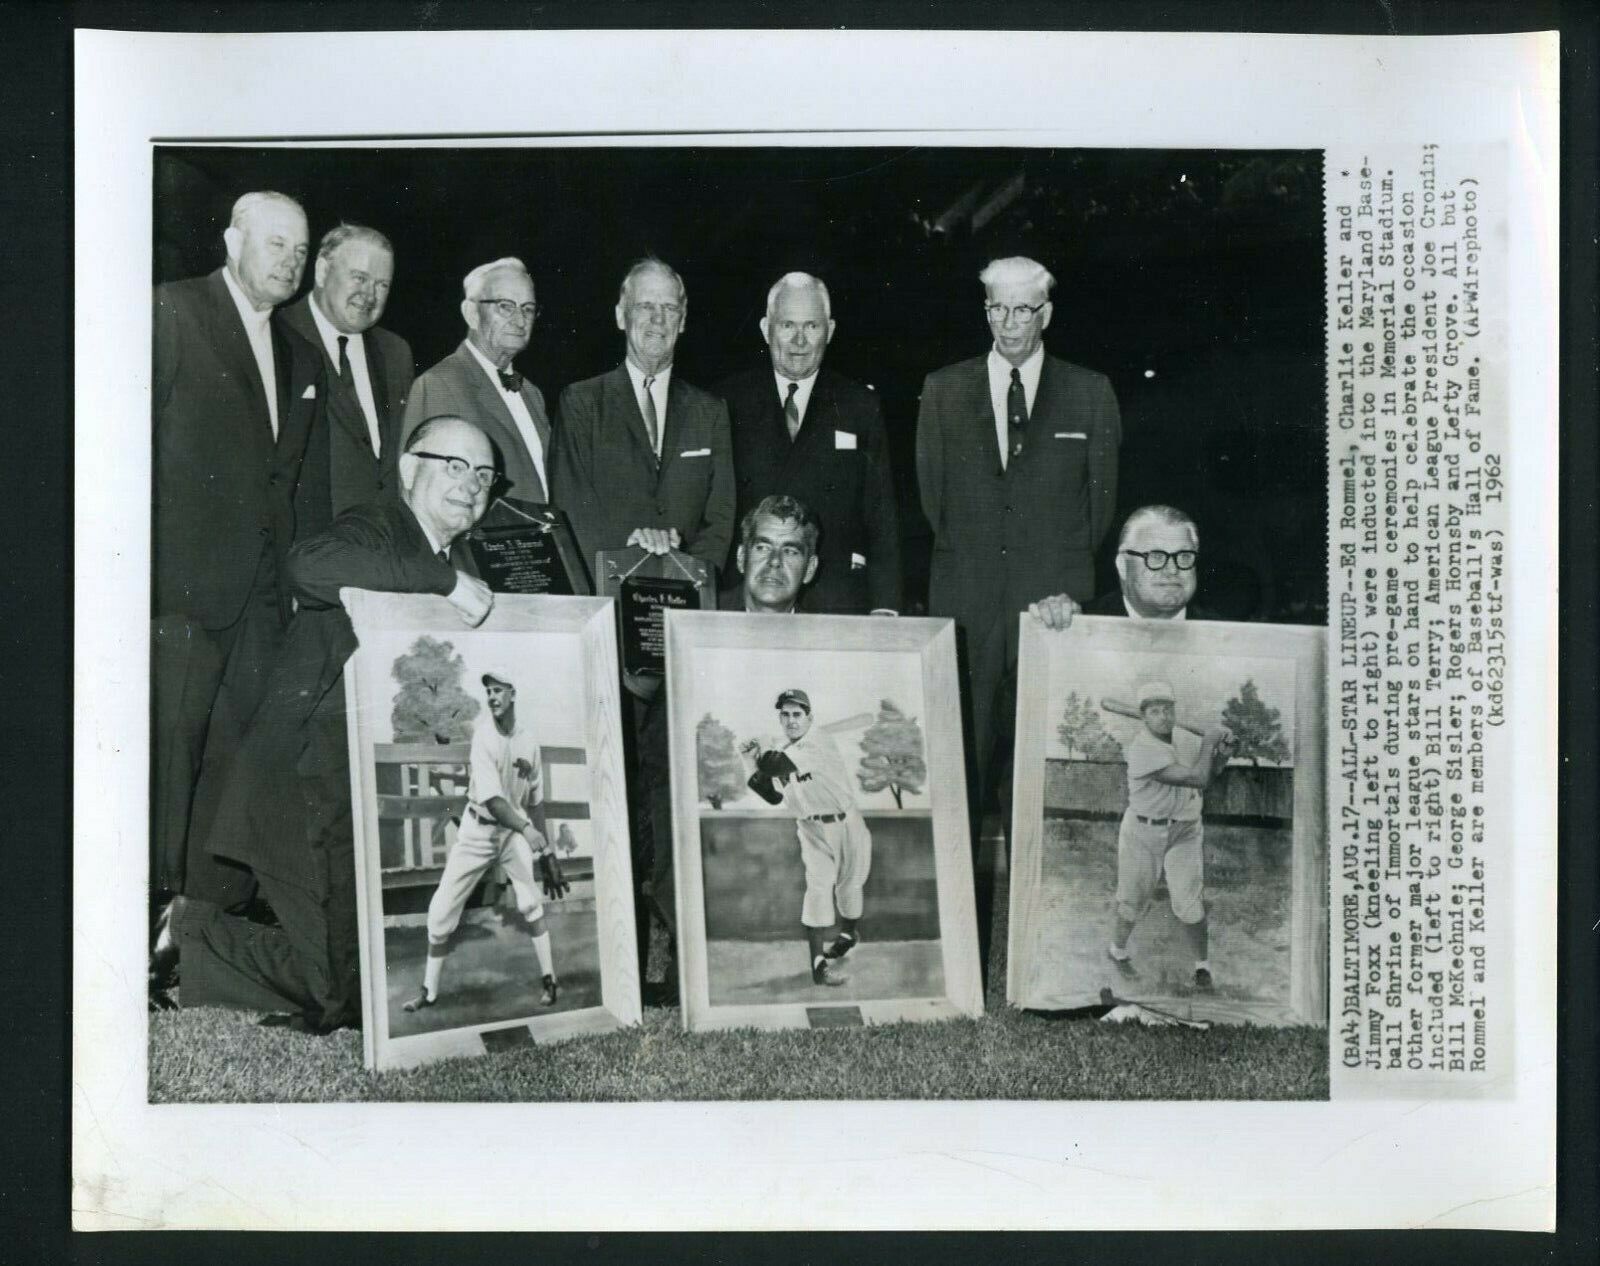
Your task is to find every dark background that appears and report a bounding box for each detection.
[155,145,1327,622]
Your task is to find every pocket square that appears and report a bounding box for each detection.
[850,552,867,569]
[835,431,857,450]
[302,385,318,399]
[680,447,711,458]
[1054,431,1086,439]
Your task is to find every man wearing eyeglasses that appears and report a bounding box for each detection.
[283,223,416,524]
[1030,505,1212,627]
[915,255,1122,835]
[402,256,553,504]
[153,416,498,1033]
[552,257,734,578]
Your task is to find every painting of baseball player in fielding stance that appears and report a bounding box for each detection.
[1106,681,1235,992]
[1007,617,1328,1032]
[740,689,874,989]
[404,666,570,1015]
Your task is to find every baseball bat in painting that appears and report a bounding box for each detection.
[1098,696,1207,738]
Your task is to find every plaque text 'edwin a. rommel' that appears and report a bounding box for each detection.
[1328,145,1505,1084]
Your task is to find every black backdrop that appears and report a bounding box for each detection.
[155,145,1326,621]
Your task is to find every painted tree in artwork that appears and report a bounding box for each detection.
[390,636,480,744]
[857,698,927,808]
[1057,691,1125,761]
[1220,678,1292,766]
[697,714,747,809]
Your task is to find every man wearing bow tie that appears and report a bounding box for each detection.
[552,257,734,575]
[282,223,416,526]
[402,256,553,505]
[151,190,325,965]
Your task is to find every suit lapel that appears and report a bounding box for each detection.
[781,374,830,480]
[270,319,294,452]
[607,365,659,472]
[517,380,550,456]
[365,333,390,422]
[969,359,1004,474]
[208,270,274,448]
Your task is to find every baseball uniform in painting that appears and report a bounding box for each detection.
[424,713,547,941]
[777,727,873,929]
[1117,728,1205,925]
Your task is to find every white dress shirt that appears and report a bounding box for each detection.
[466,339,547,495]
[624,360,673,459]
[221,265,279,439]
[309,294,382,456]
[1121,594,1188,621]
[986,344,1044,470]
[773,369,819,429]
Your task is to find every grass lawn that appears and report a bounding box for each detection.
[149,841,1329,1103]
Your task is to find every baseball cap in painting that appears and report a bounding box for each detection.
[1136,681,1175,708]
[775,688,811,713]
[482,665,517,689]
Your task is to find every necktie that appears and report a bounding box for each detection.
[642,376,660,461]
[498,368,522,393]
[438,549,450,565]
[336,335,354,386]
[783,381,801,441]
[1006,366,1028,466]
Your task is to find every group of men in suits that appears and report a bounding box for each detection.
[151,178,1178,1021]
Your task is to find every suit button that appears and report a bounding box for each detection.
[1000,547,1008,557]
[259,526,271,538]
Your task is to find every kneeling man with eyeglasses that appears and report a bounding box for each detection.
[1028,504,1214,628]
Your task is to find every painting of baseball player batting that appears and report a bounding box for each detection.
[342,591,639,1072]
[665,610,984,1033]
[1008,617,1327,1035]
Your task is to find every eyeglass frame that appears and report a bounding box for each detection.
[475,297,540,323]
[984,301,1049,324]
[1120,548,1199,572]
[407,449,499,490]
[628,299,685,323]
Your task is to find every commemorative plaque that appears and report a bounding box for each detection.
[596,547,714,689]
[465,497,590,596]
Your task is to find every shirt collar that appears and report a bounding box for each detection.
[308,293,361,362]
[221,264,274,330]
[1121,593,1188,621]
[987,342,1045,389]
[464,337,513,386]
[625,358,673,394]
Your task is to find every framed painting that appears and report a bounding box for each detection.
[664,609,984,1034]
[342,590,639,1071]
[1008,615,1327,1030]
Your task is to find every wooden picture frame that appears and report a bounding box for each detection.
[342,590,639,1071]
[665,609,984,1034]
[1008,615,1327,1028]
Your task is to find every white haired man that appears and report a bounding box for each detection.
[715,271,901,614]
[283,222,416,522]
[915,253,1122,856]
[151,190,325,994]
[403,256,553,503]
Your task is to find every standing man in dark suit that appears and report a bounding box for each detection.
[153,417,498,1032]
[151,190,324,934]
[916,255,1122,833]
[716,272,901,615]
[552,258,734,576]
[283,223,415,527]
[403,256,552,504]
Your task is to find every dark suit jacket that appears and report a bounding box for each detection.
[1084,589,1215,620]
[402,340,552,503]
[553,363,735,579]
[280,296,415,528]
[152,268,325,629]
[916,352,1120,633]
[716,365,902,614]
[204,497,466,888]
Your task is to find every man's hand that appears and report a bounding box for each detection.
[446,571,494,627]
[737,738,762,763]
[1027,593,1080,631]
[626,527,681,556]
[521,823,548,855]
[536,851,570,900]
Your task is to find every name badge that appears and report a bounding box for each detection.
[835,431,857,450]
[680,448,711,458]
[1054,431,1087,440]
